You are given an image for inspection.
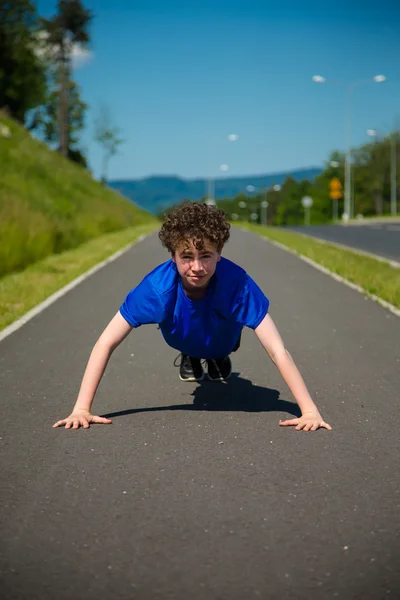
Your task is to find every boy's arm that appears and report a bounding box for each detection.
[254,314,331,431]
[53,312,133,430]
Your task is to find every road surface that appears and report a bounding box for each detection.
[1,228,399,599]
[286,222,400,262]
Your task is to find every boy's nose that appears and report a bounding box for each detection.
[191,260,203,271]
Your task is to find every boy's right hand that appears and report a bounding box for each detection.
[53,409,112,430]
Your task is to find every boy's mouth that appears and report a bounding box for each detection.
[189,274,206,281]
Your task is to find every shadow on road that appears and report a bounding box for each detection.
[102,373,301,419]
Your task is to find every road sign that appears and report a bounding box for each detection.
[301,196,313,208]
[329,177,342,199]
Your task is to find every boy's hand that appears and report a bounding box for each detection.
[53,409,112,430]
[279,411,332,432]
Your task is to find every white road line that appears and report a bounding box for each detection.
[0,234,149,343]
[259,236,400,318]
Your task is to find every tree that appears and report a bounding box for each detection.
[0,0,47,122]
[93,106,125,183]
[29,77,88,167]
[41,0,92,157]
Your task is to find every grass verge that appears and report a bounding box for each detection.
[239,223,400,310]
[0,222,158,330]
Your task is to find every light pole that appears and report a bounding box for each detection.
[312,74,386,219]
[261,184,281,226]
[245,185,257,222]
[260,200,268,225]
[206,134,238,204]
[301,196,313,226]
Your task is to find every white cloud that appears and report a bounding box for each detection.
[71,44,93,69]
[34,31,93,69]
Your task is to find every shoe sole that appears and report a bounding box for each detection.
[208,371,232,382]
[179,372,205,382]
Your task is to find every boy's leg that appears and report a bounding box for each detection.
[176,354,204,382]
[206,334,241,381]
[231,333,241,353]
[207,356,232,381]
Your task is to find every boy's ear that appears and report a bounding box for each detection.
[171,252,176,263]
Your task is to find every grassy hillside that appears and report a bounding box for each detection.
[0,111,156,277]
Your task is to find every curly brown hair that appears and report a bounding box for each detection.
[158,202,231,253]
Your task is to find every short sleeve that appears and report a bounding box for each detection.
[120,276,165,327]
[233,275,269,329]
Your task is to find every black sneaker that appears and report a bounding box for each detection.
[207,356,232,381]
[175,354,204,382]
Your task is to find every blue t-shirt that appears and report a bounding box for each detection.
[120,257,269,359]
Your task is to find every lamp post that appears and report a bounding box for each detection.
[260,200,268,225]
[206,134,238,204]
[261,184,281,226]
[312,74,386,219]
[245,185,257,222]
[301,196,313,226]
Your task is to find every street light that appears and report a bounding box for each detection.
[206,134,238,204]
[312,74,386,219]
[260,200,268,225]
[301,196,313,226]
[261,184,281,226]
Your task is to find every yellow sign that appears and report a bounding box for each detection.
[329,177,342,199]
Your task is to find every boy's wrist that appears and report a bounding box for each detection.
[73,403,91,413]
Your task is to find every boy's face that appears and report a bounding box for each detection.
[172,238,221,293]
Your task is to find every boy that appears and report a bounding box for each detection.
[54,202,331,432]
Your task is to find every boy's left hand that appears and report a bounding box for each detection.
[279,411,332,431]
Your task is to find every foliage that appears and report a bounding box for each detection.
[216,135,400,226]
[0,111,155,277]
[0,0,47,122]
[40,0,93,157]
[28,76,88,165]
[93,105,125,183]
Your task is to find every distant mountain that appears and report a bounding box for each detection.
[108,167,322,214]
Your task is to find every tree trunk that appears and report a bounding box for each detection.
[58,45,69,158]
[101,152,110,184]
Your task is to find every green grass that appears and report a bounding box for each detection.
[0,111,156,277]
[239,223,400,309]
[0,222,158,330]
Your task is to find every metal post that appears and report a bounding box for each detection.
[344,87,352,219]
[261,189,268,226]
[332,198,338,221]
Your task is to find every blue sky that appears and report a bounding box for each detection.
[37,0,400,181]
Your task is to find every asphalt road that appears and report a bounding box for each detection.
[286,222,400,262]
[1,228,399,600]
